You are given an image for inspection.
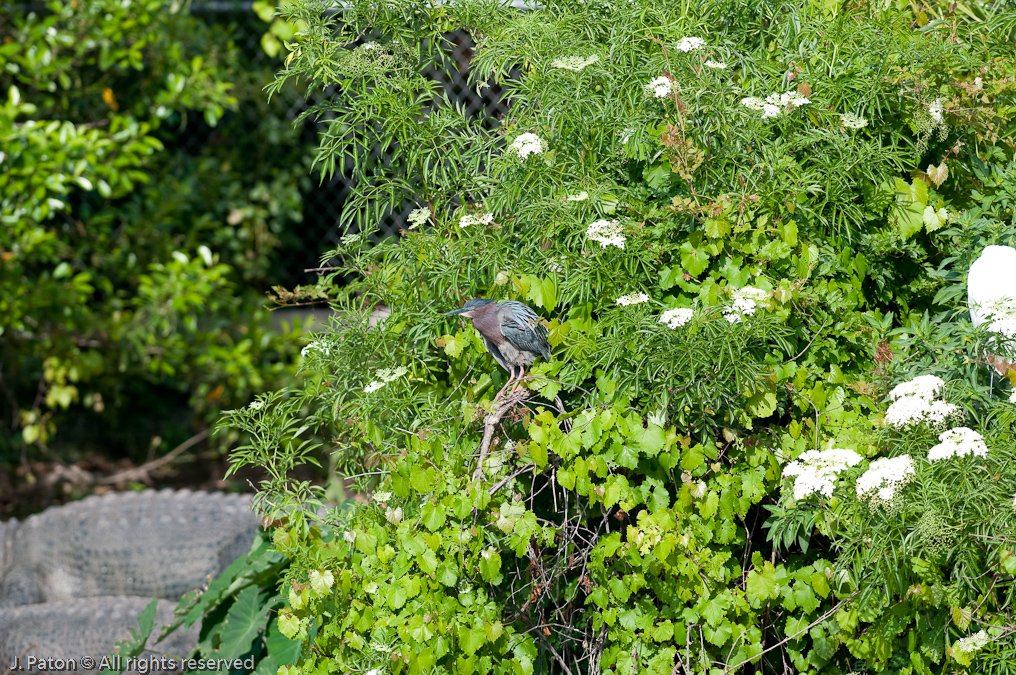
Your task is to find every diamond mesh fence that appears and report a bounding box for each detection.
[192,4,510,288]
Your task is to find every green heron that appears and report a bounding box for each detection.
[444,299,552,400]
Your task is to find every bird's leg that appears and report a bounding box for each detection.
[495,366,516,402]
[509,365,526,394]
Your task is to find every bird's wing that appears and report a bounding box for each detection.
[499,302,552,361]
[482,336,511,373]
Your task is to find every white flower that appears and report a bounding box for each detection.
[510,133,545,159]
[722,286,768,322]
[703,60,727,69]
[856,455,915,504]
[676,36,705,52]
[927,427,988,461]
[1010,389,1016,404]
[841,113,868,129]
[248,400,265,411]
[495,271,510,285]
[343,530,356,543]
[782,448,864,500]
[884,394,959,428]
[616,292,650,306]
[586,219,625,249]
[375,366,408,382]
[929,98,944,124]
[660,307,694,329]
[888,375,945,401]
[765,91,810,108]
[301,341,331,358]
[551,55,600,71]
[566,191,589,202]
[645,76,674,98]
[954,630,990,654]
[407,206,431,229]
[373,491,392,503]
[743,92,809,119]
[459,212,495,228]
[364,381,385,393]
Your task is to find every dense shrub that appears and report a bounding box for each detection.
[219,0,1016,672]
[0,0,310,468]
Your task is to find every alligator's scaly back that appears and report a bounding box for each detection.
[0,489,258,607]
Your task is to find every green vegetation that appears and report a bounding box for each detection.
[0,0,309,469]
[217,0,1016,672]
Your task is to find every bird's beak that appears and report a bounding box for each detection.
[443,308,469,316]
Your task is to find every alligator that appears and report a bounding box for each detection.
[0,489,260,673]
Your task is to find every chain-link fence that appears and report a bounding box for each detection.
[192,4,510,288]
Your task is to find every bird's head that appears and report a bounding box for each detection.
[444,298,495,319]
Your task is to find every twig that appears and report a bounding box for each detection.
[97,428,210,485]
[474,390,529,480]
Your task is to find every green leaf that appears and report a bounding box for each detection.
[681,444,705,471]
[479,549,502,582]
[458,621,487,655]
[421,502,447,531]
[680,241,710,276]
[418,548,439,574]
[217,586,271,659]
[633,423,666,456]
[746,391,777,418]
[746,563,778,604]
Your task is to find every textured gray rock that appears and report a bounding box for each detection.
[0,489,259,673]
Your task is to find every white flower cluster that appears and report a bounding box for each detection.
[723,285,768,323]
[888,374,944,400]
[741,91,810,119]
[979,298,1016,339]
[954,630,990,654]
[929,98,944,124]
[927,427,988,461]
[856,455,914,504]
[616,292,650,306]
[364,366,409,393]
[407,206,431,229]
[782,448,864,500]
[1010,389,1016,404]
[645,76,675,99]
[884,375,959,428]
[510,133,545,159]
[885,396,959,428]
[703,60,727,69]
[341,232,364,246]
[841,113,868,129]
[301,341,332,358]
[586,219,625,249]
[660,307,694,329]
[551,54,600,71]
[459,212,494,228]
[676,36,705,52]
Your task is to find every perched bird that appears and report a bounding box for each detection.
[444,299,551,400]
[967,244,1016,375]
